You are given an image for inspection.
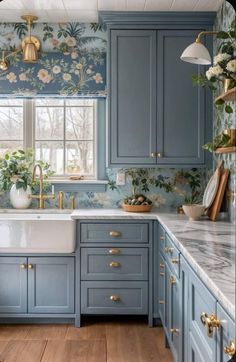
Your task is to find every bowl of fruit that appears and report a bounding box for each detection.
[122,194,153,213]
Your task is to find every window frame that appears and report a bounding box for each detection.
[22,98,98,180]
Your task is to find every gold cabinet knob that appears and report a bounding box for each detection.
[160,263,165,269]
[200,312,221,338]
[160,236,165,240]
[28,264,34,269]
[110,295,120,302]
[171,258,179,264]
[170,328,179,334]
[159,300,165,304]
[109,231,121,237]
[150,152,157,158]
[160,272,164,276]
[109,261,121,268]
[20,264,27,269]
[169,276,176,284]
[109,248,120,255]
[224,341,235,357]
[157,152,162,158]
[164,247,173,254]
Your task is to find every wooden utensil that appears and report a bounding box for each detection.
[208,165,230,221]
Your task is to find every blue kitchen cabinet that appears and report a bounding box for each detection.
[108,29,157,166]
[158,252,165,326]
[28,257,75,314]
[217,303,236,362]
[0,257,27,313]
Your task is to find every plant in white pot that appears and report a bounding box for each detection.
[0,149,54,209]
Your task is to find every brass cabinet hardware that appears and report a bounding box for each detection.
[109,248,120,255]
[224,341,235,357]
[20,264,27,269]
[150,152,158,158]
[157,152,162,158]
[169,276,176,284]
[160,263,165,269]
[159,300,165,304]
[28,264,34,270]
[109,261,121,268]
[200,312,221,338]
[170,328,179,334]
[110,295,120,302]
[160,236,165,240]
[171,258,179,264]
[164,247,174,254]
[160,272,164,276]
[109,231,121,237]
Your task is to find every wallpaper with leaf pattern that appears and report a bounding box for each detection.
[0,22,106,96]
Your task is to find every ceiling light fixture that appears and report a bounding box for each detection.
[0,14,40,71]
[180,31,219,65]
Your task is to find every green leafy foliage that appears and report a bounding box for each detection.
[202,133,230,152]
[0,149,55,192]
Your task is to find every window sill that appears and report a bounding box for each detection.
[51,179,108,193]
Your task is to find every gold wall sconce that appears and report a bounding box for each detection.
[0,14,41,71]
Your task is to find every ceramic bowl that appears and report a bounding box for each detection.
[182,204,205,221]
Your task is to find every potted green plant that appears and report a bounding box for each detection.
[0,149,54,209]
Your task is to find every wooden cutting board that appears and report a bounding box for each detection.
[208,167,230,221]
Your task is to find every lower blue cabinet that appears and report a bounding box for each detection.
[217,303,236,362]
[0,257,27,314]
[28,257,75,314]
[0,256,75,315]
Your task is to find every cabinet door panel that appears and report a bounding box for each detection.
[157,30,205,165]
[158,253,165,326]
[217,303,235,362]
[109,29,157,165]
[28,257,74,314]
[0,257,27,313]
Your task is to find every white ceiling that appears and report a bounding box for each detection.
[0,0,225,22]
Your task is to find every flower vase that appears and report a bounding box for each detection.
[224,78,233,93]
[9,184,32,209]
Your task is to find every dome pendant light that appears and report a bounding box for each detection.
[180,31,218,65]
[21,15,40,63]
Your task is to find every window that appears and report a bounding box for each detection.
[0,98,96,179]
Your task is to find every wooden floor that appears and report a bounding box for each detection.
[0,317,173,362]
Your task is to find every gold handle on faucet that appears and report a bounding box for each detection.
[70,195,75,210]
[110,295,120,302]
[224,341,235,357]
[109,261,121,268]
[58,191,64,210]
[200,312,221,338]
[109,231,121,237]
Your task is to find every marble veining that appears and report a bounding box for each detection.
[72,209,236,319]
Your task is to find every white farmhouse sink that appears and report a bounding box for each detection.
[0,210,76,253]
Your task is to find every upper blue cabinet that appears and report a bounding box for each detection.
[101,12,215,167]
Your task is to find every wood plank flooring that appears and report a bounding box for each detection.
[0,317,173,362]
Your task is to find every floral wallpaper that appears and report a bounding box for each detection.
[214,1,236,223]
[0,22,106,96]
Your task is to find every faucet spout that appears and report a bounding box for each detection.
[32,164,44,209]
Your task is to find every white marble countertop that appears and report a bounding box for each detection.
[72,209,236,319]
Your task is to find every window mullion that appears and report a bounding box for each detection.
[23,99,34,149]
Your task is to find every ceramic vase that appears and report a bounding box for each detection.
[9,184,32,209]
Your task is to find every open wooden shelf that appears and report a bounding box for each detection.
[215,146,236,154]
[215,87,236,102]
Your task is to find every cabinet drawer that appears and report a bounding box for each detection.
[81,281,148,314]
[163,234,180,277]
[80,222,149,244]
[81,248,148,281]
[159,224,166,254]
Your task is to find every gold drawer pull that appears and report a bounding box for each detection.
[28,264,34,269]
[171,258,179,264]
[20,264,27,269]
[224,341,235,357]
[109,261,121,268]
[159,300,165,304]
[157,152,162,158]
[170,328,179,335]
[164,247,173,254]
[109,231,121,237]
[160,272,164,276]
[160,263,165,269]
[169,276,176,284]
[150,152,157,158]
[109,248,120,255]
[160,236,165,240]
[200,312,221,338]
[110,295,120,302]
